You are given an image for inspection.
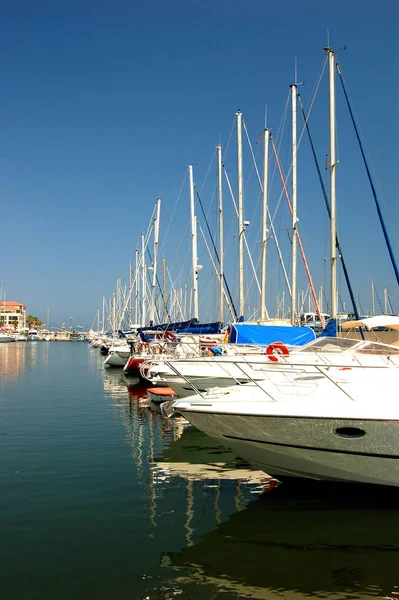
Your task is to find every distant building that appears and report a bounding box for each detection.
[0,301,26,330]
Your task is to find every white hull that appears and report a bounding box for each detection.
[0,336,15,343]
[103,346,130,368]
[176,411,399,487]
[151,376,242,398]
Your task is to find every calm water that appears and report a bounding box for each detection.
[1,342,398,600]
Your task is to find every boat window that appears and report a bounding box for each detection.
[356,342,399,355]
[296,337,360,353]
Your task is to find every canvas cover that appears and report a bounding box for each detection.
[229,323,316,346]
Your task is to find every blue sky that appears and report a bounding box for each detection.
[0,0,398,327]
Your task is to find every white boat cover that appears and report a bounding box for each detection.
[341,315,399,331]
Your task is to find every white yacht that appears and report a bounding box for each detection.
[162,337,399,487]
[0,331,15,343]
[103,343,131,367]
[27,330,41,341]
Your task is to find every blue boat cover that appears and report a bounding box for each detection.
[138,319,221,336]
[229,324,315,346]
[317,318,337,338]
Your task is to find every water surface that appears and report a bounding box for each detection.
[1,342,398,599]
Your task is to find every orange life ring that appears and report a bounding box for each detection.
[266,341,289,362]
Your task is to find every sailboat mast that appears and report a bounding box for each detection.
[260,129,270,320]
[291,83,298,325]
[150,198,161,324]
[371,280,375,316]
[141,234,146,326]
[135,249,139,325]
[325,46,338,319]
[236,110,244,318]
[163,259,167,323]
[217,144,224,324]
[189,165,199,320]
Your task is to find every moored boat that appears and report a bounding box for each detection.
[147,386,177,404]
[162,337,399,487]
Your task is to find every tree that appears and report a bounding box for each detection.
[27,315,43,330]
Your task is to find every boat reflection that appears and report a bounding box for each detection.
[153,425,276,490]
[158,480,399,599]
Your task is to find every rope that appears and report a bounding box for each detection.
[195,186,238,318]
[270,136,325,328]
[337,60,399,288]
[297,92,362,324]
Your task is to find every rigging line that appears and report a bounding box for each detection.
[297,92,362,324]
[336,65,388,214]
[199,147,217,194]
[235,128,291,296]
[242,118,265,220]
[195,186,238,319]
[270,136,324,327]
[223,168,270,303]
[337,61,399,287]
[159,170,188,257]
[167,220,191,289]
[222,115,239,167]
[274,58,329,226]
[145,245,169,321]
[225,166,291,297]
[374,285,384,314]
[243,119,287,257]
[388,294,394,315]
[198,223,235,320]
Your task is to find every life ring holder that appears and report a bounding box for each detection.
[266,341,289,362]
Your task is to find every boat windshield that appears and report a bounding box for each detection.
[295,336,399,355]
[295,337,361,353]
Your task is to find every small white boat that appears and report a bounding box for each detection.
[27,330,41,341]
[147,387,178,404]
[0,331,15,343]
[14,334,27,341]
[104,344,131,367]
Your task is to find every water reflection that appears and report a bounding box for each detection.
[0,343,26,384]
[101,368,276,531]
[159,480,399,599]
[101,362,399,600]
[0,341,52,384]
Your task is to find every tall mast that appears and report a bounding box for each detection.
[237,110,244,318]
[371,280,375,316]
[290,82,298,325]
[325,46,338,319]
[162,259,167,323]
[149,198,161,325]
[141,234,146,326]
[384,287,388,314]
[217,144,224,324]
[134,249,139,325]
[260,129,270,320]
[189,165,199,320]
[128,263,133,326]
